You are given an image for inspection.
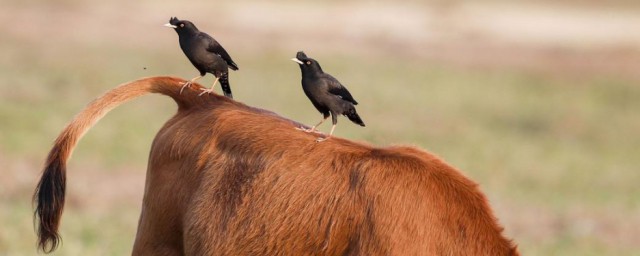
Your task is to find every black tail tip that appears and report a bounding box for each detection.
[34,155,66,254]
[37,233,61,253]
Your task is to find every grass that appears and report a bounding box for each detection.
[2,1,640,255]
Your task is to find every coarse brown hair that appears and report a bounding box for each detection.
[34,76,519,255]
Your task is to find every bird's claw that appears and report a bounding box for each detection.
[180,81,193,95]
[295,126,324,134]
[295,126,309,132]
[198,88,214,96]
[315,136,329,142]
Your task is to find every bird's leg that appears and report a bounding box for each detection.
[315,124,336,142]
[328,124,336,136]
[308,118,327,133]
[296,116,327,133]
[180,75,203,94]
[198,76,221,96]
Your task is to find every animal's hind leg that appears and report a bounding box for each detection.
[132,160,189,256]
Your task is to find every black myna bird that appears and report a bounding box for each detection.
[291,51,365,142]
[164,17,238,98]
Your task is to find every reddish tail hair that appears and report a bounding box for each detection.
[32,76,220,253]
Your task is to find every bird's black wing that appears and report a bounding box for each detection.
[200,33,239,70]
[325,75,358,105]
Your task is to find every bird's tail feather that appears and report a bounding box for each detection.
[346,108,365,127]
[229,62,239,71]
[220,73,233,99]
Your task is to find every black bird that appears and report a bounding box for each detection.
[164,17,238,98]
[291,51,365,142]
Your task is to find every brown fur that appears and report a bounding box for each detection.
[34,76,519,255]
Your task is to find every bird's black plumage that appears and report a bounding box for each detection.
[292,51,364,141]
[165,17,238,98]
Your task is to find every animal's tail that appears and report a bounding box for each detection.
[33,76,215,253]
[346,107,365,127]
[220,72,233,99]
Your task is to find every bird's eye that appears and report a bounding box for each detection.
[179,23,185,27]
[306,61,311,65]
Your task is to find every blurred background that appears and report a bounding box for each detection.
[1,0,639,255]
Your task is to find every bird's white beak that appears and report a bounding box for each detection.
[291,58,304,64]
[164,23,178,28]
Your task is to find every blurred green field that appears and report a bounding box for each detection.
[2,1,640,255]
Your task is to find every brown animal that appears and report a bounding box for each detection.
[34,76,519,255]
